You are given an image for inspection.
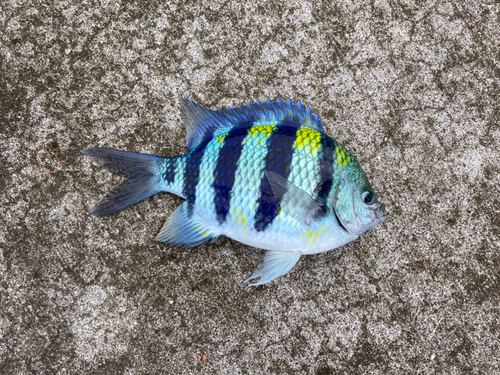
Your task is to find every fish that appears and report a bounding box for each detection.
[82,97,385,285]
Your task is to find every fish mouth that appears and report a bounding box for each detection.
[376,204,386,223]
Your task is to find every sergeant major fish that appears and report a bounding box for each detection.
[82,97,385,285]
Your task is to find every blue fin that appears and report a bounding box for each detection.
[264,171,328,226]
[243,251,301,286]
[154,202,217,247]
[215,98,323,131]
[179,96,229,151]
[179,97,323,150]
[81,148,163,216]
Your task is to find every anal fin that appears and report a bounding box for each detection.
[243,251,301,286]
[154,202,216,247]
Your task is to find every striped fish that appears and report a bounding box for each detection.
[82,97,385,285]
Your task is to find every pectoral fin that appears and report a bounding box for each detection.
[264,170,328,226]
[243,251,301,286]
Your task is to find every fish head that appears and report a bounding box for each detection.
[333,165,385,235]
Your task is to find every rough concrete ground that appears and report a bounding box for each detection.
[1,0,499,373]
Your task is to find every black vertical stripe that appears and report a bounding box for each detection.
[213,126,249,224]
[316,134,336,205]
[162,157,176,185]
[183,138,211,217]
[254,124,299,232]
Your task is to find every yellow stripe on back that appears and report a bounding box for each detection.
[245,122,277,145]
[216,131,228,143]
[335,145,354,165]
[294,126,321,155]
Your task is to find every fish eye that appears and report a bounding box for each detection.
[362,191,375,205]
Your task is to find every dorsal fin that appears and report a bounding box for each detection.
[179,96,230,151]
[215,98,323,132]
[179,96,323,151]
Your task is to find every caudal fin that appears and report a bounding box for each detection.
[81,147,163,216]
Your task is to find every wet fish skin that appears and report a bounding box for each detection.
[82,97,385,285]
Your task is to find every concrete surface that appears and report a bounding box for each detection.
[1,0,499,373]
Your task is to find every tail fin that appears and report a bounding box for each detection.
[81,147,163,216]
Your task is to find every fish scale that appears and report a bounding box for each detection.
[194,129,228,220]
[213,126,249,224]
[288,126,323,197]
[253,123,298,232]
[165,157,186,198]
[227,124,273,230]
[82,96,385,285]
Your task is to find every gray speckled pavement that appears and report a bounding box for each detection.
[1,0,499,373]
